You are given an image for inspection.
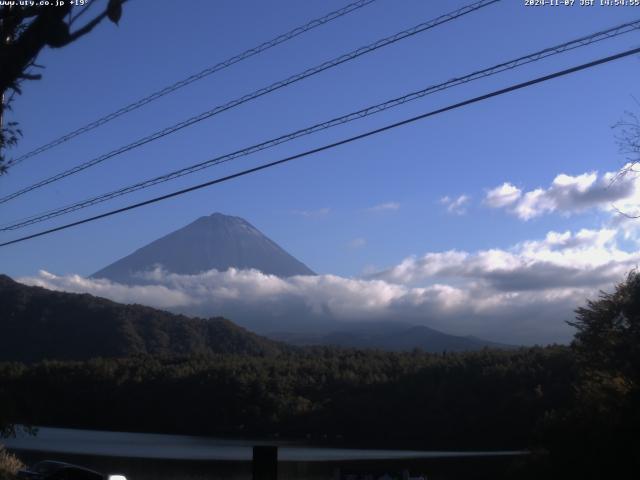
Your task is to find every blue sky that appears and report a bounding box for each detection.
[3,0,640,343]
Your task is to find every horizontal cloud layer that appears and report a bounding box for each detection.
[485,165,640,220]
[19,225,636,345]
[374,228,630,289]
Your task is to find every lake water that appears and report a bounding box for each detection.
[3,427,527,480]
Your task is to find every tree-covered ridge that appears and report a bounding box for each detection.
[0,274,284,362]
[0,346,575,450]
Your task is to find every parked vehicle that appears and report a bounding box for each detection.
[17,461,127,480]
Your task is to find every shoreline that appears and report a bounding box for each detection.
[3,426,529,462]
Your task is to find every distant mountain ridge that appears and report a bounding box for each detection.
[270,322,517,352]
[0,274,284,363]
[92,213,314,284]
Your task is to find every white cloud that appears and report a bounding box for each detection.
[367,202,400,213]
[24,270,192,308]
[374,227,635,291]
[485,166,640,220]
[19,224,639,345]
[484,183,522,208]
[292,208,330,218]
[440,195,470,215]
[348,237,366,249]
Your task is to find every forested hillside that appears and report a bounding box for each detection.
[0,346,575,450]
[0,275,283,362]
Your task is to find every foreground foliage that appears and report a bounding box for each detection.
[0,446,22,480]
[535,272,640,478]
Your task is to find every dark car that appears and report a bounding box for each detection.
[17,461,127,480]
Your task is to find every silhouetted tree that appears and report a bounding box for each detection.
[535,272,640,478]
[610,106,640,217]
[0,0,126,173]
[570,270,640,380]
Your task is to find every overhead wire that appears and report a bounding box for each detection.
[0,0,500,204]
[2,18,639,232]
[2,45,639,248]
[6,0,379,167]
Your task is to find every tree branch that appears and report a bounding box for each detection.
[63,9,110,45]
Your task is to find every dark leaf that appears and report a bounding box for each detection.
[46,20,70,47]
[107,0,122,25]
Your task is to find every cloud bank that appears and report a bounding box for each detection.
[19,224,638,345]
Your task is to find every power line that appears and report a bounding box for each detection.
[6,0,378,167]
[3,18,639,232]
[0,0,500,205]
[2,45,639,248]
